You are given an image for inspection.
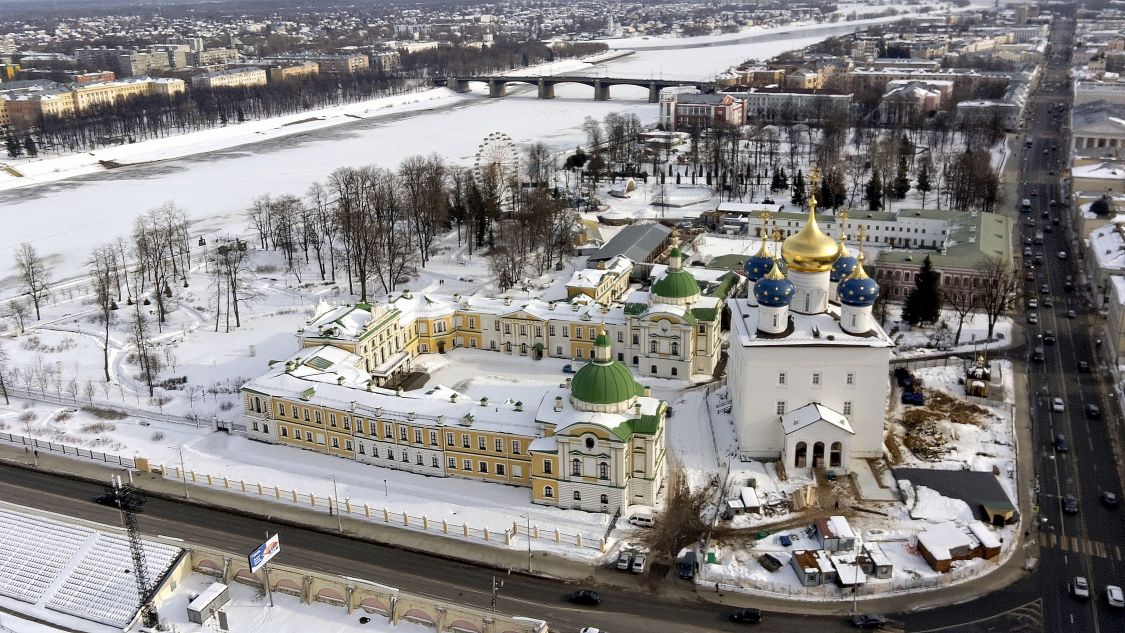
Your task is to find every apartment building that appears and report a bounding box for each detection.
[1,77,185,130]
[191,67,268,89]
[267,62,320,83]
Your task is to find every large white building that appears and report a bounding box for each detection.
[726,195,893,471]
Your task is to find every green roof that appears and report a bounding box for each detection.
[705,272,738,300]
[612,410,662,440]
[691,307,719,322]
[624,302,647,315]
[571,360,645,406]
[651,269,700,299]
[876,212,1013,270]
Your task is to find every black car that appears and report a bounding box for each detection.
[1063,494,1080,515]
[1103,491,1120,508]
[1055,434,1069,452]
[731,608,763,624]
[569,590,601,606]
[851,613,888,629]
[1043,331,1056,344]
[1086,404,1102,419]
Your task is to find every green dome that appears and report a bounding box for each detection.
[571,360,643,406]
[652,270,701,299]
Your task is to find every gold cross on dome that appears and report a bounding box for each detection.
[838,208,849,240]
[810,165,821,189]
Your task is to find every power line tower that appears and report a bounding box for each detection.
[104,476,158,628]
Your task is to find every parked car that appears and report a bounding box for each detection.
[1086,404,1102,419]
[569,590,601,606]
[579,628,604,633]
[1059,251,1068,260]
[1067,309,1076,319]
[562,364,576,374]
[1072,576,1091,600]
[1063,494,1079,515]
[677,550,698,580]
[1040,284,1050,294]
[1052,397,1065,412]
[1107,585,1124,608]
[1055,434,1069,452]
[631,554,647,574]
[1103,491,1120,508]
[616,551,633,571]
[901,391,925,406]
[851,613,888,629]
[1032,347,1045,363]
[1043,297,1055,308]
[731,608,763,624]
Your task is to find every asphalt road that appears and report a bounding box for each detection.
[0,462,853,633]
[907,13,1125,633]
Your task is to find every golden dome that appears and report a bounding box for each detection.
[782,194,840,273]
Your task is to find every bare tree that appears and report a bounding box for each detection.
[975,257,1021,339]
[944,286,979,346]
[88,244,117,382]
[6,299,29,334]
[130,301,159,397]
[13,242,51,320]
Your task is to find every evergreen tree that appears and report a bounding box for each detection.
[777,167,789,190]
[916,156,932,207]
[819,168,847,209]
[790,169,806,206]
[865,169,883,210]
[5,135,22,159]
[770,169,781,192]
[891,154,910,200]
[22,136,38,158]
[902,256,942,325]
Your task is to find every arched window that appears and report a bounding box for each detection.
[830,442,843,469]
[813,441,825,469]
[671,342,679,356]
[650,340,658,353]
[573,491,582,501]
[571,458,582,476]
[600,494,609,504]
[253,397,262,413]
[632,356,639,365]
[794,441,807,468]
[671,367,678,376]
[599,462,609,479]
[544,486,554,498]
[651,365,658,374]
[505,342,512,353]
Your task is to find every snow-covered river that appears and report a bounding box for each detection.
[0,19,893,286]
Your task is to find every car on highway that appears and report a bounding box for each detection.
[1033,346,1045,363]
[1040,284,1050,294]
[730,608,763,624]
[1052,217,1061,225]
[1078,360,1090,372]
[1058,251,1067,260]
[579,628,604,633]
[1044,225,1054,233]
[1103,491,1120,508]
[1072,576,1091,600]
[1052,397,1065,412]
[1067,309,1076,319]
[1027,313,1039,324]
[1063,494,1080,515]
[1043,331,1056,344]
[851,613,888,629]
[1043,297,1055,308]
[569,590,601,606]
[1025,271,1035,281]
[1055,434,1069,452]
[1086,404,1102,419]
[1028,298,1038,309]
[1107,585,1125,608]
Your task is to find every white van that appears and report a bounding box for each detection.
[626,506,655,528]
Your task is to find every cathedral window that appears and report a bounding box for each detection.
[671,342,679,356]
[650,340,658,353]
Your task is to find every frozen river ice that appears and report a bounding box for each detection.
[0,18,896,287]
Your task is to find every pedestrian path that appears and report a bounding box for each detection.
[1039,530,1119,559]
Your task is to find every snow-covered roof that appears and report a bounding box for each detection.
[385,291,630,327]
[1086,223,1125,271]
[782,403,855,435]
[830,556,867,585]
[968,521,1001,549]
[566,255,631,290]
[728,299,894,349]
[863,543,893,568]
[828,515,856,540]
[535,386,663,440]
[1111,275,1125,305]
[916,521,975,560]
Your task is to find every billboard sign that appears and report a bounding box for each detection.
[248,534,280,573]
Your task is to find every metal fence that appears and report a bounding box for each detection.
[152,463,604,553]
[1,385,228,430]
[0,431,135,468]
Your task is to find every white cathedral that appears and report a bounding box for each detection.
[726,195,893,473]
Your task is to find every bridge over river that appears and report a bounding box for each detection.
[436,75,713,102]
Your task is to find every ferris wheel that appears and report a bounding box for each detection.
[473,132,520,206]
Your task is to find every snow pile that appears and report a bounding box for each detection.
[909,485,975,523]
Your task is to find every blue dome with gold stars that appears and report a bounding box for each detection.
[837,261,879,307]
[754,261,795,307]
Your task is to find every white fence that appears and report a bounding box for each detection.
[0,431,135,468]
[1,385,241,431]
[151,463,605,553]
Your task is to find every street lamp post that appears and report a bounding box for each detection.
[174,446,189,499]
[523,514,533,573]
[24,419,37,467]
[384,479,388,497]
[331,475,342,532]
